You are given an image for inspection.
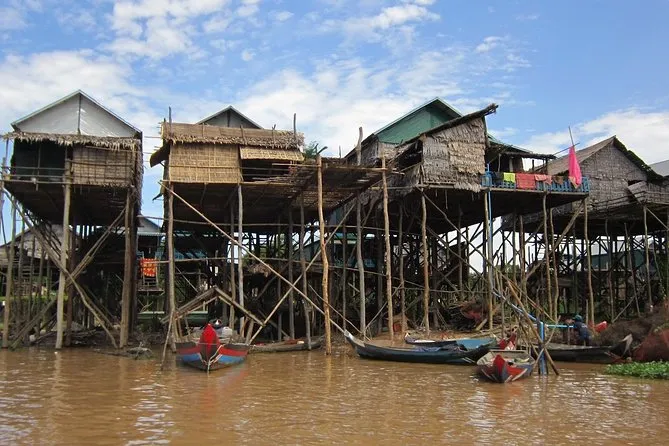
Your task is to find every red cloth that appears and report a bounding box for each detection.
[515,173,536,189]
[534,174,551,183]
[568,145,582,186]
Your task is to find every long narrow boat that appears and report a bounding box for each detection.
[477,350,535,383]
[345,331,492,365]
[250,337,322,353]
[177,324,249,372]
[404,333,496,350]
[536,335,632,364]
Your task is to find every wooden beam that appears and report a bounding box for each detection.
[55,158,72,349]
[317,156,332,354]
[381,155,393,339]
[420,192,430,335]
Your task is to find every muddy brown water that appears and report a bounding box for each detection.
[1,347,668,445]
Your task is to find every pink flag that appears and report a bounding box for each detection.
[568,145,582,186]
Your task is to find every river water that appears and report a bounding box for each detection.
[1,347,667,445]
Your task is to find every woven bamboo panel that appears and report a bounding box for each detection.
[72,146,133,186]
[240,146,304,161]
[169,143,241,183]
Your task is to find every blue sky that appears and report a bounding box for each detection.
[1,0,668,220]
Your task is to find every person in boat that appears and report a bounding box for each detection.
[572,315,591,346]
[212,319,225,337]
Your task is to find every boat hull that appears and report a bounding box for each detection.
[346,331,491,365]
[477,350,534,383]
[176,342,249,371]
[404,334,496,350]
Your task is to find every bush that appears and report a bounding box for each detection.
[604,361,669,380]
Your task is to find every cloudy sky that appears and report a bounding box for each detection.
[2,0,669,219]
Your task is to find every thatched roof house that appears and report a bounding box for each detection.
[3,90,143,225]
[526,136,669,235]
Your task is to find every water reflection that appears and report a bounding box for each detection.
[1,348,669,445]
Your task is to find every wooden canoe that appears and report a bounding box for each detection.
[477,350,535,383]
[345,331,492,365]
[404,333,496,350]
[177,324,249,372]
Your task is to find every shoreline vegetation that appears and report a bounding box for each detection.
[604,362,669,380]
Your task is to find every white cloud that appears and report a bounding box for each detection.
[475,36,505,53]
[0,6,26,30]
[56,9,97,32]
[403,0,435,5]
[520,108,669,163]
[272,10,294,22]
[516,13,540,21]
[203,13,233,33]
[108,0,232,58]
[324,2,439,42]
[0,0,42,30]
[236,0,261,17]
[241,49,255,61]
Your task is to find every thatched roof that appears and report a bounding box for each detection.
[543,136,663,180]
[151,122,304,166]
[3,131,141,150]
[161,122,302,147]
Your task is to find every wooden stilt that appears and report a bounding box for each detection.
[484,190,493,330]
[65,215,76,347]
[542,194,552,320]
[381,155,393,339]
[342,216,348,331]
[288,209,295,339]
[355,127,366,337]
[120,190,133,347]
[237,185,245,335]
[229,204,236,330]
[299,194,311,347]
[584,198,594,323]
[2,201,17,348]
[643,206,652,310]
[317,156,332,354]
[398,204,406,333]
[55,159,72,350]
[375,229,383,335]
[167,180,177,351]
[420,192,430,335]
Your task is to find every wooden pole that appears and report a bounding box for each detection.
[355,127,366,337]
[120,190,133,347]
[167,180,177,350]
[342,215,348,331]
[381,155,393,340]
[299,194,311,346]
[288,209,295,338]
[584,198,595,324]
[398,204,406,333]
[65,215,76,347]
[317,156,332,354]
[2,202,17,348]
[420,192,430,335]
[237,185,245,335]
[55,158,72,349]
[542,194,553,320]
[229,204,236,329]
[375,230,383,335]
[484,190,493,330]
[643,206,653,310]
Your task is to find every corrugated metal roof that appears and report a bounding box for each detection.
[196,105,263,129]
[11,90,140,136]
[650,159,669,177]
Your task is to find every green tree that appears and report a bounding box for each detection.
[304,141,328,159]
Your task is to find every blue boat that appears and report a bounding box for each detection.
[345,331,494,365]
[404,333,497,350]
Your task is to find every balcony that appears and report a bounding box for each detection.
[481,172,590,193]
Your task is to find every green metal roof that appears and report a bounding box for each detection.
[375,98,461,144]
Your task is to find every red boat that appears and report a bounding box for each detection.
[176,324,249,372]
[477,350,535,383]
